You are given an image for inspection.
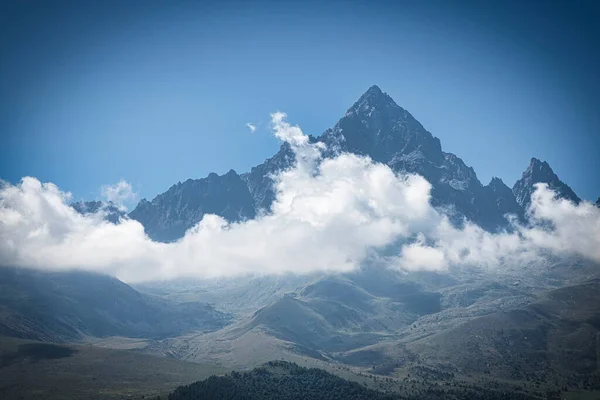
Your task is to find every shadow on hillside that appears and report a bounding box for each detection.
[1,343,78,368]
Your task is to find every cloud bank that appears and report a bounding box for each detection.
[1,113,599,282]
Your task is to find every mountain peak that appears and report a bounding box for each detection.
[489,177,506,188]
[513,158,580,208]
[353,85,396,110]
[521,158,563,187]
[527,157,552,174]
[364,84,383,96]
[322,85,442,167]
[530,157,542,165]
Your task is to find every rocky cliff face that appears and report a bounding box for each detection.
[512,157,580,210]
[240,142,296,213]
[482,177,524,222]
[320,85,445,165]
[129,169,255,242]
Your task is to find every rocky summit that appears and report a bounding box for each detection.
[512,157,581,209]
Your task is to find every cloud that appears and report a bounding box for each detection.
[398,234,448,271]
[523,184,600,262]
[270,112,308,146]
[1,113,599,282]
[100,180,137,210]
[246,122,256,133]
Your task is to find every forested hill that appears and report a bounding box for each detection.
[166,361,395,400]
[164,361,537,400]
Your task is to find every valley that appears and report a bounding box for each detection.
[2,255,598,399]
[0,336,226,400]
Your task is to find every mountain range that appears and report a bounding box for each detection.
[95,85,582,242]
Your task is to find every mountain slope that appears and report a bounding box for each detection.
[231,273,441,356]
[240,142,296,213]
[407,280,600,386]
[129,169,255,242]
[481,177,524,222]
[0,267,230,342]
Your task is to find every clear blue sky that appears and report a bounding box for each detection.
[1,0,599,204]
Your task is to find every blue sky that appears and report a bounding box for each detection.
[1,0,599,205]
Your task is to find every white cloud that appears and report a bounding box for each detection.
[100,180,137,210]
[398,234,448,271]
[523,184,600,262]
[270,112,308,147]
[1,113,599,283]
[246,122,256,133]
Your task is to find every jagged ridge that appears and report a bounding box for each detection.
[512,157,580,209]
[125,86,580,241]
